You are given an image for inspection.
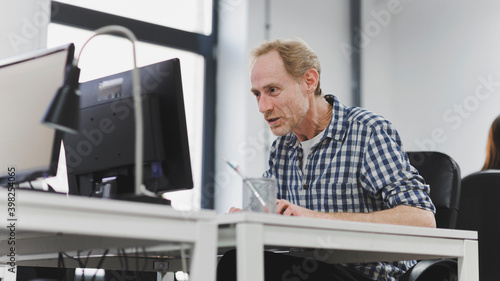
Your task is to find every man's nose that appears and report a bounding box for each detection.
[258,94,273,113]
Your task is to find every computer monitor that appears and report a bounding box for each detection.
[0,44,75,185]
[62,58,193,202]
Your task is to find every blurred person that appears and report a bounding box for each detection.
[482,115,500,170]
[217,38,436,281]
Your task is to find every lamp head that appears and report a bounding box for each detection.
[42,63,81,134]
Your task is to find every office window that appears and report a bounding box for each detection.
[48,0,217,210]
[55,0,213,35]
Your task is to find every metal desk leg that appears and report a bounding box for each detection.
[236,223,264,281]
[158,272,174,281]
[190,221,218,281]
[457,240,479,281]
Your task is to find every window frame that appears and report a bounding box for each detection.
[50,0,218,209]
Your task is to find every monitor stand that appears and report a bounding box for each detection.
[116,193,171,205]
[97,176,171,205]
[69,174,171,205]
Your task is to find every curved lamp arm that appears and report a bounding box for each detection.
[76,25,154,197]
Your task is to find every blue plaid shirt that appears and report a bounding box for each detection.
[263,95,435,281]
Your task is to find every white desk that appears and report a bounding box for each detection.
[0,188,217,281]
[0,189,480,281]
[217,212,479,281]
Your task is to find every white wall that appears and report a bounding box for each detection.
[268,0,352,105]
[0,0,49,59]
[362,0,500,177]
[215,0,351,214]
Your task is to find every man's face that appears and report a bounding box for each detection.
[250,51,309,137]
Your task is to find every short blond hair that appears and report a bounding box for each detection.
[250,38,322,96]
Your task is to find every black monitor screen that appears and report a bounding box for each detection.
[0,44,74,184]
[63,58,193,200]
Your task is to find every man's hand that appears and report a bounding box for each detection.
[227,200,319,217]
[228,207,242,213]
[276,199,320,217]
[229,200,435,228]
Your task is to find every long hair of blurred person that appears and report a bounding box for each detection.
[482,115,500,170]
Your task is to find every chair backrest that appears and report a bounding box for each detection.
[456,170,500,281]
[407,151,461,229]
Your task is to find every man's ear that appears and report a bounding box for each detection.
[303,69,319,94]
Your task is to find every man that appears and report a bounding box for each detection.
[219,38,436,281]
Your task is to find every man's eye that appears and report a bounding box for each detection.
[253,92,260,97]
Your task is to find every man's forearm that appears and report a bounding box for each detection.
[277,200,436,228]
[317,205,436,228]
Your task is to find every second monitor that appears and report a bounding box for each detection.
[63,58,193,201]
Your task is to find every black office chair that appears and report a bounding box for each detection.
[399,259,458,281]
[456,170,500,281]
[400,151,461,281]
[407,151,461,229]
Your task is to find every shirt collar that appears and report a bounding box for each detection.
[285,94,348,147]
[323,94,348,142]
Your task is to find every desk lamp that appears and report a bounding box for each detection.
[42,25,154,198]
